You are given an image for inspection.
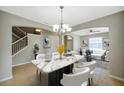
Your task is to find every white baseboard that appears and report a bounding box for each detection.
[0,76,13,83]
[109,75,124,81]
[12,61,31,67]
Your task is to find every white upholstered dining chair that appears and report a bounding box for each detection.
[52,52,60,60]
[32,54,45,79]
[74,61,96,85]
[61,67,90,86]
[36,54,45,61]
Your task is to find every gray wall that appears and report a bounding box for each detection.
[80,32,109,50]
[12,33,59,66]
[0,10,51,81]
[73,11,124,79]
[41,32,59,53]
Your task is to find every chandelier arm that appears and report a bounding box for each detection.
[60,6,64,34]
[53,6,71,34]
[61,6,63,29]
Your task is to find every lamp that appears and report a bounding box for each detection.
[35,28,41,32]
[53,6,72,34]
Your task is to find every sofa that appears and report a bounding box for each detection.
[91,49,106,60]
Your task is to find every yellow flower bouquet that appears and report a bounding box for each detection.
[57,44,65,59]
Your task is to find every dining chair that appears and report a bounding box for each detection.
[35,54,45,79]
[37,62,46,80]
[61,67,90,86]
[74,61,96,85]
[36,54,45,61]
[52,52,60,60]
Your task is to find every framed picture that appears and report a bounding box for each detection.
[103,38,109,47]
[82,40,88,47]
[43,36,51,48]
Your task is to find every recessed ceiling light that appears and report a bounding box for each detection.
[35,28,41,32]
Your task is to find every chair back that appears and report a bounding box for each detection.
[86,61,96,71]
[78,61,96,71]
[36,54,45,61]
[61,67,90,86]
[105,51,109,61]
[52,52,59,59]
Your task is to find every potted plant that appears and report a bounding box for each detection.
[79,48,83,55]
[33,44,39,59]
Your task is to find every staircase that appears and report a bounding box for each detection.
[12,26,28,56]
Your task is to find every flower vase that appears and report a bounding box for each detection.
[60,53,62,60]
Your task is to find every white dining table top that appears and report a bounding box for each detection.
[32,55,84,73]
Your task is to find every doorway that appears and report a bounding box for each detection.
[64,35,73,53]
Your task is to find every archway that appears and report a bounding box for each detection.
[64,35,73,53]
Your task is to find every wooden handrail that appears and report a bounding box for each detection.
[12,33,21,39]
[12,35,27,45]
[15,26,26,35]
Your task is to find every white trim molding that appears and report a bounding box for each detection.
[0,76,13,83]
[109,75,124,81]
[12,61,31,67]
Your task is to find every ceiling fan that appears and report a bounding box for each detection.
[89,29,100,33]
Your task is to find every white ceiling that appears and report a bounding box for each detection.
[71,27,109,36]
[0,6,124,27]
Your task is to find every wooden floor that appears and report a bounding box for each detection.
[0,63,124,86]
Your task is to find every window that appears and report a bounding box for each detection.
[89,37,103,50]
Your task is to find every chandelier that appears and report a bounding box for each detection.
[53,6,72,34]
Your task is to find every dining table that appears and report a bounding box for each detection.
[32,54,84,86]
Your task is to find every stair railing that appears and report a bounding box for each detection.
[12,35,28,55]
[15,26,27,36]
